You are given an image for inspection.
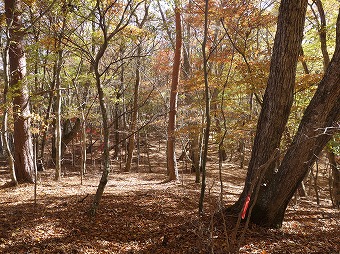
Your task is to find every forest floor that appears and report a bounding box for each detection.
[0,148,339,254]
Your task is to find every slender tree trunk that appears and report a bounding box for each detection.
[0,134,3,156]
[1,34,17,185]
[145,133,152,172]
[167,7,182,181]
[190,134,200,183]
[313,0,330,72]
[199,0,210,215]
[230,0,308,214]
[90,69,110,216]
[125,45,142,172]
[54,49,63,181]
[114,45,126,160]
[327,151,340,208]
[80,115,86,184]
[114,59,123,160]
[120,61,127,163]
[5,0,35,183]
[299,46,310,74]
[157,0,175,50]
[88,4,111,215]
[113,99,120,160]
[89,0,134,211]
[181,6,200,182]
[212,98,227,163]
[40,73,54,165]
[77,19,96,178]
[125,3,149,172]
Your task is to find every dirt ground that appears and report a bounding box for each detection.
[0,149,339,254]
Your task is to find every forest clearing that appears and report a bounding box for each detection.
[0,143,339,253]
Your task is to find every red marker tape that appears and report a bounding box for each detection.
[241,195,251,219]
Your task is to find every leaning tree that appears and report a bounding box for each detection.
[229,0,340,227]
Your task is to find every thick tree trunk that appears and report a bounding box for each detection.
[230,0,308,214]
[250,12,340,227]
[5,0,35,183]
[166,7,181,181]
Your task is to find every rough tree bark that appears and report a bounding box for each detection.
[250,11,340,227]
[166,6,181,181]
[229,0,308,216]
[5,0,35,183]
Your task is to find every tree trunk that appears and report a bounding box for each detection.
[189,132,200,183]
[250,12,340,227]
[113,100,120,160]
[230,0,308,214]
[5,0,35,183]
[125,45,142,172]
[61,118,81,156]
[80,115,87,184]
[1,34,17,185]
[313,0,330,72]
[299,46,310,74]
[125,3,149,172]
[121,63,128,164]
[89,0,142,214]
[327,151,340,208]
[199,0,211,215]
[90,68,110,216]
[166,7,181,181]
[54,49,63,181]
[182,7,200,182]
[40,75,55,166]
